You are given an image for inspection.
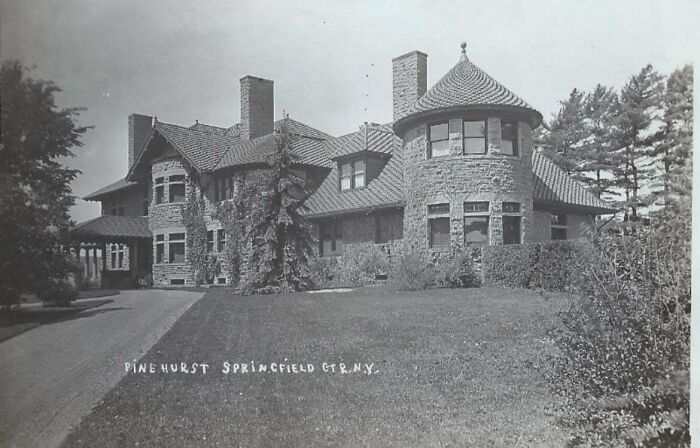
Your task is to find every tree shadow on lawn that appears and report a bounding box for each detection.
[0,300,123,342]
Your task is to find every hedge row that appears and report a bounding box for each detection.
[482,240,593,291]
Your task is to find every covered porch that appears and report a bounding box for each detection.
[69,216,152,288]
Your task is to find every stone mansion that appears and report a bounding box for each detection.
[72,44,615,287]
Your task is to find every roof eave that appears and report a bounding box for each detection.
[303,201,405,219]
[533,199,619,216]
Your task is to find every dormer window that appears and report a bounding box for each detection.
[501,121,519,156]
[339,159,365,191]
[463,120,487,154]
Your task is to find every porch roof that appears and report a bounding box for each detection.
[70,215,151,243]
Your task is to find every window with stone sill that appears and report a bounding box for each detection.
[463,120,487,155]
[168,232,186,264]
[428,203,450,248]
[168,175,186,203]
[551,213,567,240]
[501,121,519,156]
[339,159,365,191]
[155,234,165,264]
[463,201,490,245]
[110,244,125,269]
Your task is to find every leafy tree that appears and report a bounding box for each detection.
[650,65,693,203]
[243,116,316,294]
[579,85,619,199]
[0,61,88,307]
[540,88,589,176]
[613,64,664,221]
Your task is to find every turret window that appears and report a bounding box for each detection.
[428,123,450,158]
[501,121,519,156]
[463,201,490,246]
[168,175,186,203]
[428,203,450,248]
[463,120,487,154]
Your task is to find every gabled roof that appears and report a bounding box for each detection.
[303,151,404,217]
[394,52,542,132]
[532,149,616,214]
[70,215,151,241]
[84,178,139,201]
[127,117,332,180]
[326,123,399,160]
[215,118,332,170]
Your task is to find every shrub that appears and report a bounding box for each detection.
[388,251,434,291]
[69,260,86,290]
[307,256,338,288]
[435,250,480,288]
[482,241,590,291]
[36,280,78,307]
[336,243,390,286]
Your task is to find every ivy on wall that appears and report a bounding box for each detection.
[212,178,253,287]
[181,178,210,286]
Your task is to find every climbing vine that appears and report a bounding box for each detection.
[181,178,209,286]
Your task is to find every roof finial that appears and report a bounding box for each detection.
[460,41,468,62]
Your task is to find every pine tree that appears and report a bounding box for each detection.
[651,65,693,204]
[579,85,619,199]
[244,116,316,294]
[613,64,664,221]
[540,88,589,176]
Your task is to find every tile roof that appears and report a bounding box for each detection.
[70,215,151,239]
[303,151,404,217]
[326,123,399,159]
[154,121,237,171]
[394,57,542,130]
[532,149,616,213]
[84,178,138,201]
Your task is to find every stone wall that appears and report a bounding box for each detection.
[401,118,534,255]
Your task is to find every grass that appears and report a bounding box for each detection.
[18,288,121,305]
[63,286,568,447]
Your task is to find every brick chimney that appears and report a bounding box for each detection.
[128,113,153,169]
[240,76,274,140]
[392,51,427,122]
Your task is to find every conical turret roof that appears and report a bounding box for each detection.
[394,45,542,132]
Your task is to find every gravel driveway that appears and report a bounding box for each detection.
[0,289,203,448]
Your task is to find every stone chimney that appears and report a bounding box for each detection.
[128,113,153,169]
[240,76,274,140]
[392,50,428,122]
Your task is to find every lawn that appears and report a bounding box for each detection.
[63,287,568,447]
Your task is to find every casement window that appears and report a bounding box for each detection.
[214,176,236,202]
[463,201,490,245]
[206,230,214,253]
[168,232,186,263]
[217,229,226,252]
[155,234,165,264]
[502,202,522,244]
[551,213,567,240]
[501,121,519,156]
[168,175,186,203]
[320,220,343,256]
[428,203,450,248]
[428,123,450,158]
[339,160,366,191]
[110,244,125,269]
[463,120,487,154]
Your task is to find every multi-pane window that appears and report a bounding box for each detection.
[155,234,165,264]
[429,123,450,158]
[108,198,125,216]
[463,201,490,245]
[501,121,519,156]
[214,176,236,202]
[110,244,125,269]
[428,203,450,248]
[217,229,226,252]
[207,230,214,253]
[502,201,522,244]
[339,160,365,191]
[169,232,186,263]
[320,220,343,256]
[155,177,165,204]
[168,175,186,203]
[463,120,487,154]
[551,213,567,240]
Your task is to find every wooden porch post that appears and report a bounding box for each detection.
[92,247,99,281]
[84,246,90,278]
[101,242,107,288]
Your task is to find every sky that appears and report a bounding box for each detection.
[1,0,698,222]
